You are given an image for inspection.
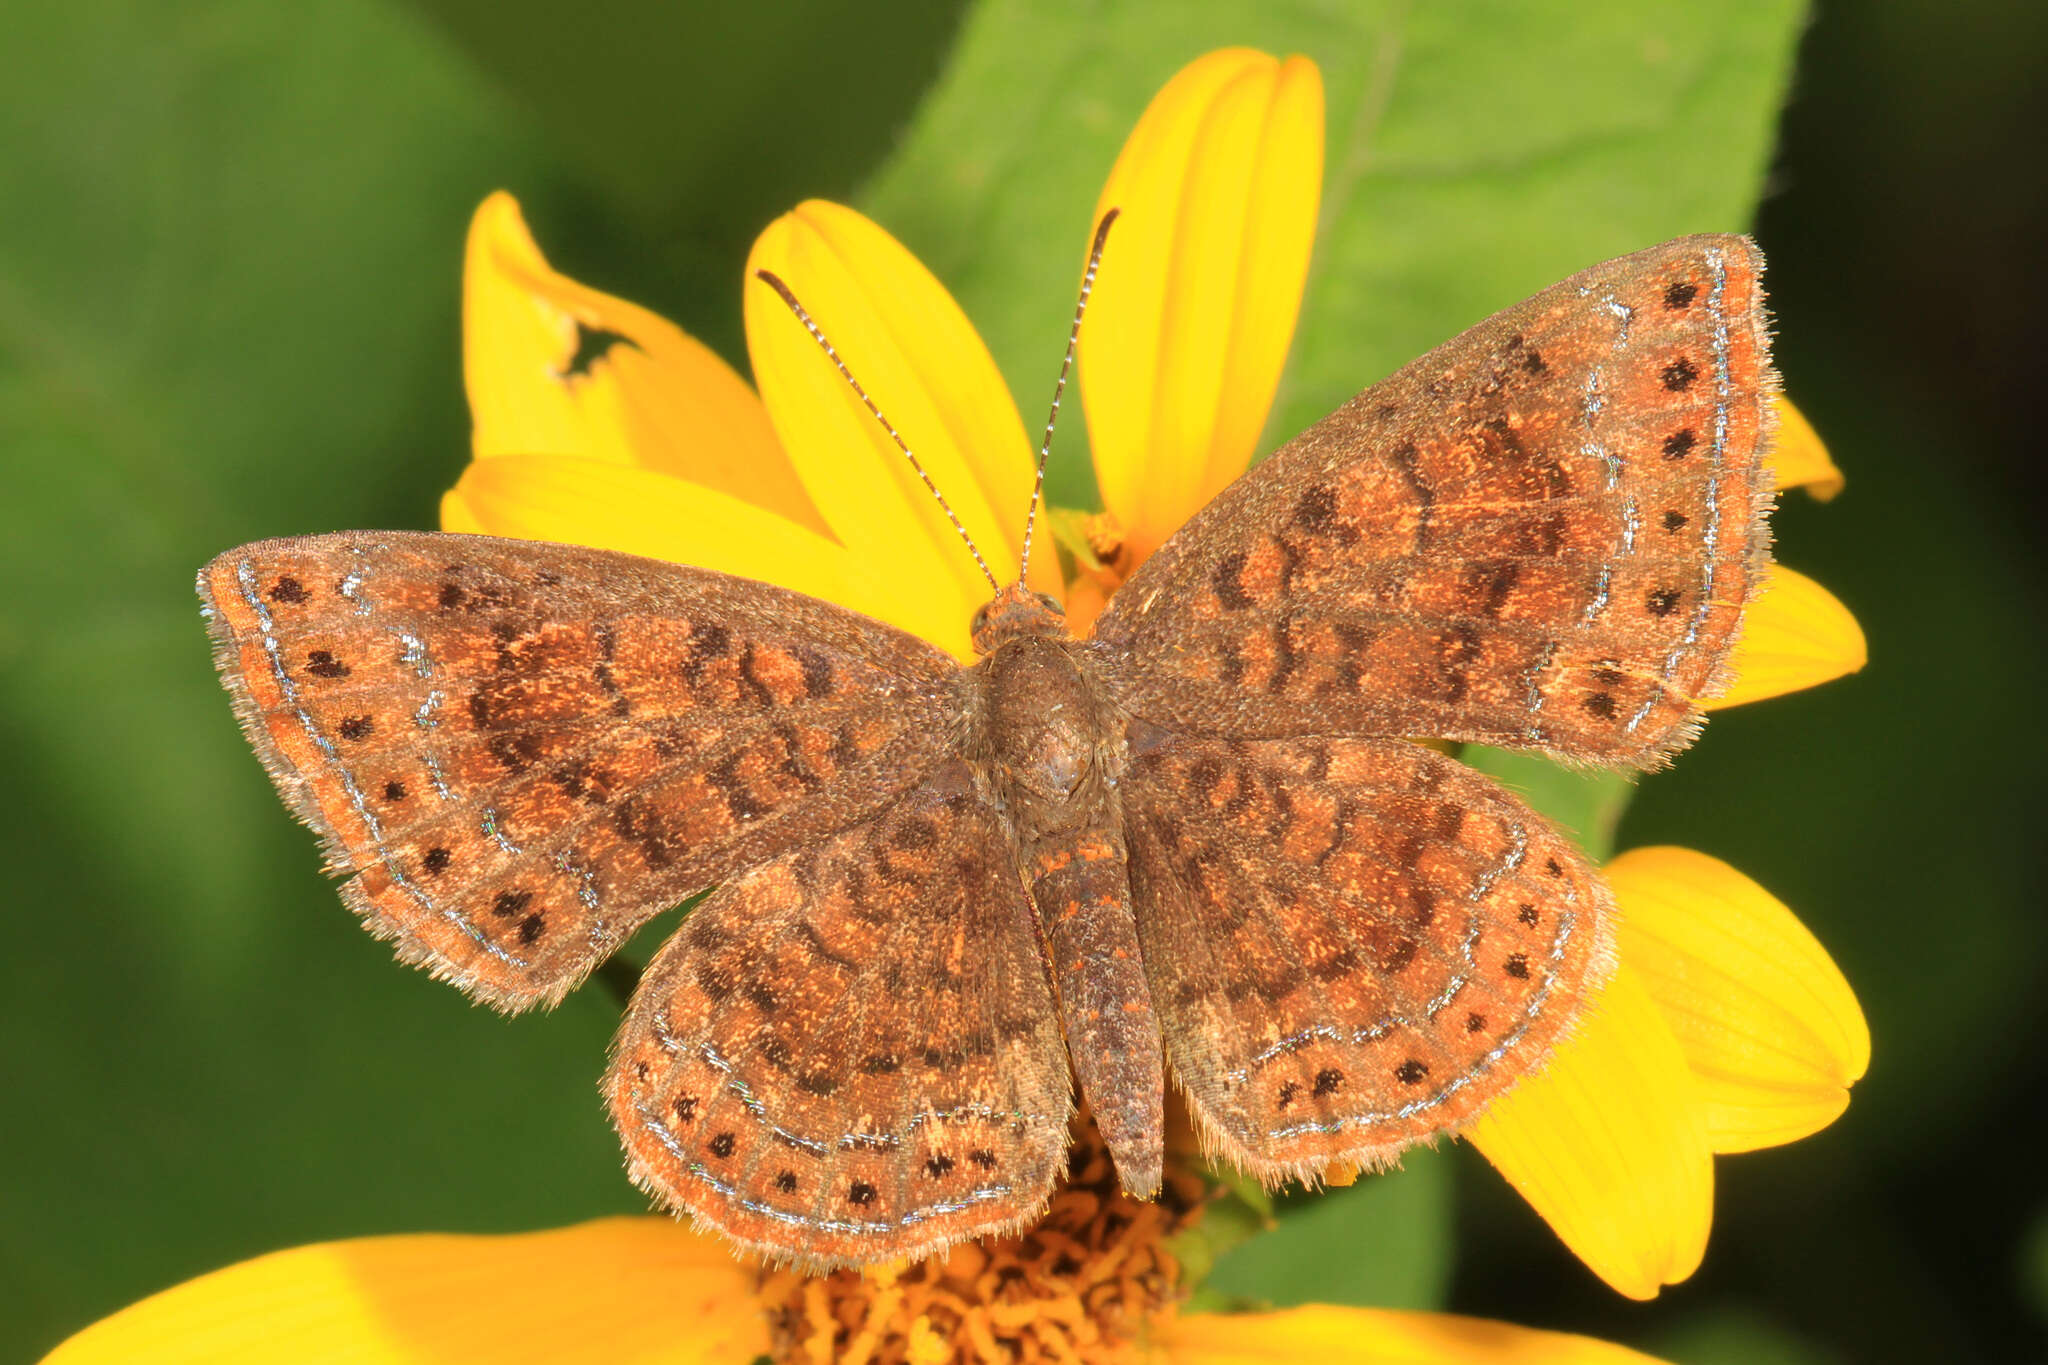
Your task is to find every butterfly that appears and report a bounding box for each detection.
[199,230,1775,1268]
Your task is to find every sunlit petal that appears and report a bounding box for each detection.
[1161,1304,1667,1363]
[747,201,1054,659]
[438,484,489,535]
[465,191,821,531]
[1084,49,1324,567]
[1770,396,1844,500]
[444,453,891,623]
[1706,565,1867,709]
[44,1218,768,1365]
[1608,847,1869,1154]
[1466,970,1711,1300]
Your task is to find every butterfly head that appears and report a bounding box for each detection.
[971,582,1067,655]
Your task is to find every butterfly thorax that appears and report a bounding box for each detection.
[967,617,1165,1200]
[975,637,1112,804]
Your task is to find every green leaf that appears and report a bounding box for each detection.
[1459,746,1635,862]
[858,0,1803,1320]
[1162,1168,1274,1291]
[403,0,967,365]
[1198,1145,1455,1311]
[3,2,1815,1357]
[1647,1308,1846,1365]
[862,0,1805,509]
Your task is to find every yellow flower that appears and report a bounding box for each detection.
[459,47,1866,1299]
[49,1121,1673,1365]
[50,45,1873,1362]
[1464,848,1868,1297]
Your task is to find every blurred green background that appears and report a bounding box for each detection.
[3,1,2042,1361]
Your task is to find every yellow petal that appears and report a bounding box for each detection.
[1705,565,1867,709]
[444,453,895,624]
[1608,847,1869,1154]
[1084,49,1324,567]
[747,201,1055,660]
[464,191,823,532]
[1770,396,1844,500]
[1465,969,1711,1300]
[44,1217,769,1364]
[438,485,490,535]
[1159,1305,1667,1364]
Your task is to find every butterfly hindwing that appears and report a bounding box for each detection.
[199,531,958,1010]
[1093,235,1776,769]
[606,761,1073,1267]
[1122,732,1613,1179]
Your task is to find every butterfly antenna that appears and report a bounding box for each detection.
[1018,206,1120,583]
[754,270,1000,593]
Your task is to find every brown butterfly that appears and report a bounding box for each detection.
[199,227,1774,1268]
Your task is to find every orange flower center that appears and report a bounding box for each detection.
[758,1116,1207,1365]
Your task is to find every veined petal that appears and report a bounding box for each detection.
[1771,396,1844,500]
[1466,969,1711,1300]
[44,1217,768,1364]
[1706,566,1867,709]
[465,192,822,531]
[746,201,1054,660]
[443,453,894,625]
[1608,847,1869,1154]
[1159,1305,1667,1364]
[1084,49,1324,567]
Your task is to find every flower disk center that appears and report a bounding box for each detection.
[759,1117,1205,1364]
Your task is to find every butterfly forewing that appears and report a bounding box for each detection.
[606,762,1072,1268]
[199,532,959,1010]
[1123,735,1612,1179]
[1093,235,1775,769]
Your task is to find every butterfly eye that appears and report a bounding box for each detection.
[970,604,991,634]
[1034,592,1062,614]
